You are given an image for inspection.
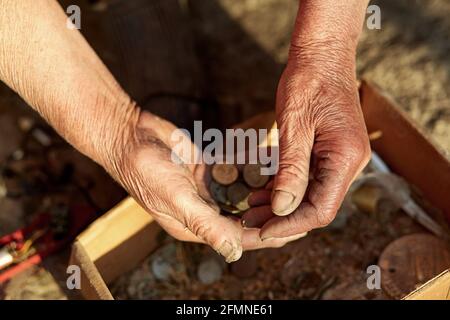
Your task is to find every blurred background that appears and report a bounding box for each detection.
[0,0,448,299]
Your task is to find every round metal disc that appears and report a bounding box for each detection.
[227,182,250,211]
[211,164,239,186]
[379,233,450,299]
[243,163,270,188]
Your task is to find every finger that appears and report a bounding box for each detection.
[272,112,314,216]
[193,163,220,211]
[153,213,204,243]
[248,190,272,207]
[261,148,368,239]
[242,229,307,250]
[242,205,275,228]
[176,191,243,262]
[265,179,274,190]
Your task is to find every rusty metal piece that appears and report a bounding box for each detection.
[211,164,239,186]
[379,233,450,299]
[243,164,270,188]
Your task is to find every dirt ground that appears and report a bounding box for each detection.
[0,0,449,299]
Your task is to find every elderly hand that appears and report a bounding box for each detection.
[107,110,306,262]
[244,51,370,239]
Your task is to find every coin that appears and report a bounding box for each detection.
[209,181,228,204]
[379,233,450,299]
[243,163,270,188]
[227,182,250,211]
[219,203,242,215]
[211,163,239,186]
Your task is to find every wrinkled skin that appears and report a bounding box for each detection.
[243,59,371,238]
[111,111,306,262]
[0,0,370,262]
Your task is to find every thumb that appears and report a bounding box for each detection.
[272,116,314,216]
[178,192,243,262]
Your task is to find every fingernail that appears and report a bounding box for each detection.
[218,240,242,263]
[261,232,307,242]
[241,218,257,229]
[261,236,278,242]
[272,190,295,216]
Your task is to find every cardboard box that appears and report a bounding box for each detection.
[69,81,450,300]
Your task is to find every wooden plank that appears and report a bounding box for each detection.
[360,80,450,220]
[69,240,113,300]
[404,269,450,300]
[77,198,162,286]
[72,81,450,299]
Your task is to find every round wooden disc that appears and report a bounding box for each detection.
[243,164,270,188]
[211,164,239,186]
[379,233,450,299]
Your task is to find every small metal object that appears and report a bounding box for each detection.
[211,164,239,186]
[351,184,398,222]
[209,181,228,204]
[379,233,450,299]
[362,154,448,240]
[243,164,270,188]
[219,203,241,215]
[227,182,250,212]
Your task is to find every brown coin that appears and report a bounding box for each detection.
[211,163,239,186]
[379,233,450,299]
[227,182,250,211]
[243,163,270,188]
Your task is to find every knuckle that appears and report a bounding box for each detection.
[277,162,309,182]
[186,214,213,242]
[341,136,371,168]
[317,210,336,227]
[282,212,304,235]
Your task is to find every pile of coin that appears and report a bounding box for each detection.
[209,163,271,216]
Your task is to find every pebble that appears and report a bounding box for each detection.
[197,257,223,284]
[151,243,178,281]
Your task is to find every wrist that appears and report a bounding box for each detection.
[87,96,141,179]
[287,39,356,76]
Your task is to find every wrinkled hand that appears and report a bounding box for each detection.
[244,58,370,239]
[106,110,304,262]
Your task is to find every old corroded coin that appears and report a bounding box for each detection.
[211,163,239,186]
[209,181,228,204]
[379,233,450,299]
[243,163,270,188]
[227,182,250,211]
